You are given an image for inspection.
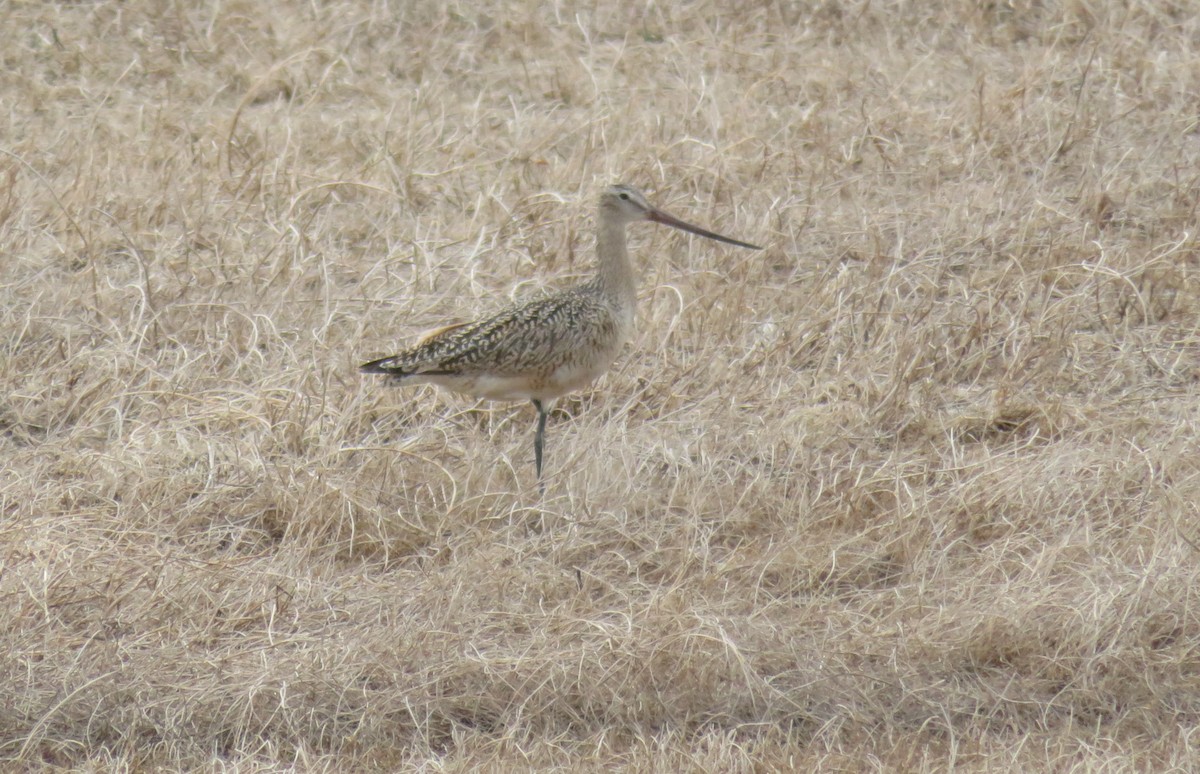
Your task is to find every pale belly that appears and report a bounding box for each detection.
[420,352,619,403]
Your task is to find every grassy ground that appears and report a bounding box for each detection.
[4,0,1200,769]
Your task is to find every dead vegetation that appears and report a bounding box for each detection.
[3,0,1200,769]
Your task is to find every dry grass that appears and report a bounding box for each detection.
[4,0,1200,769]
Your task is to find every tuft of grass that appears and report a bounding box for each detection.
[4,0,1200,768]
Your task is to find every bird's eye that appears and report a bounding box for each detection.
[618,192,630,201]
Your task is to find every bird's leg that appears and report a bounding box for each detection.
[531,399,549,483]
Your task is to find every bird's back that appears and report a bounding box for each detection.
[361,282,631,402]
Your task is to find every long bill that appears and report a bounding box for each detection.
[648,208,763,250]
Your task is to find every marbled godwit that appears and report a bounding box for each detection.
[361,184,761,483]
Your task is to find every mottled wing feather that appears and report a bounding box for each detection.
[361,288,618,378]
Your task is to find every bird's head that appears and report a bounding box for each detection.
[600,183,762,250]
[599,184,655,224]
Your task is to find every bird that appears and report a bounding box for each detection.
[360,183,762,485]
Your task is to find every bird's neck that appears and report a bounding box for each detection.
[593,217,637,310]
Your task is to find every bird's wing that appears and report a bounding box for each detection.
[361,290,615,377]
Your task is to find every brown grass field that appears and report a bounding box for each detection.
[4,0,1200,769]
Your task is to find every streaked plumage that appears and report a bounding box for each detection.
[361,184,762,484]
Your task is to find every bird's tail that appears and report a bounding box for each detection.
[359,355,409,375]
[361,322,469,377]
